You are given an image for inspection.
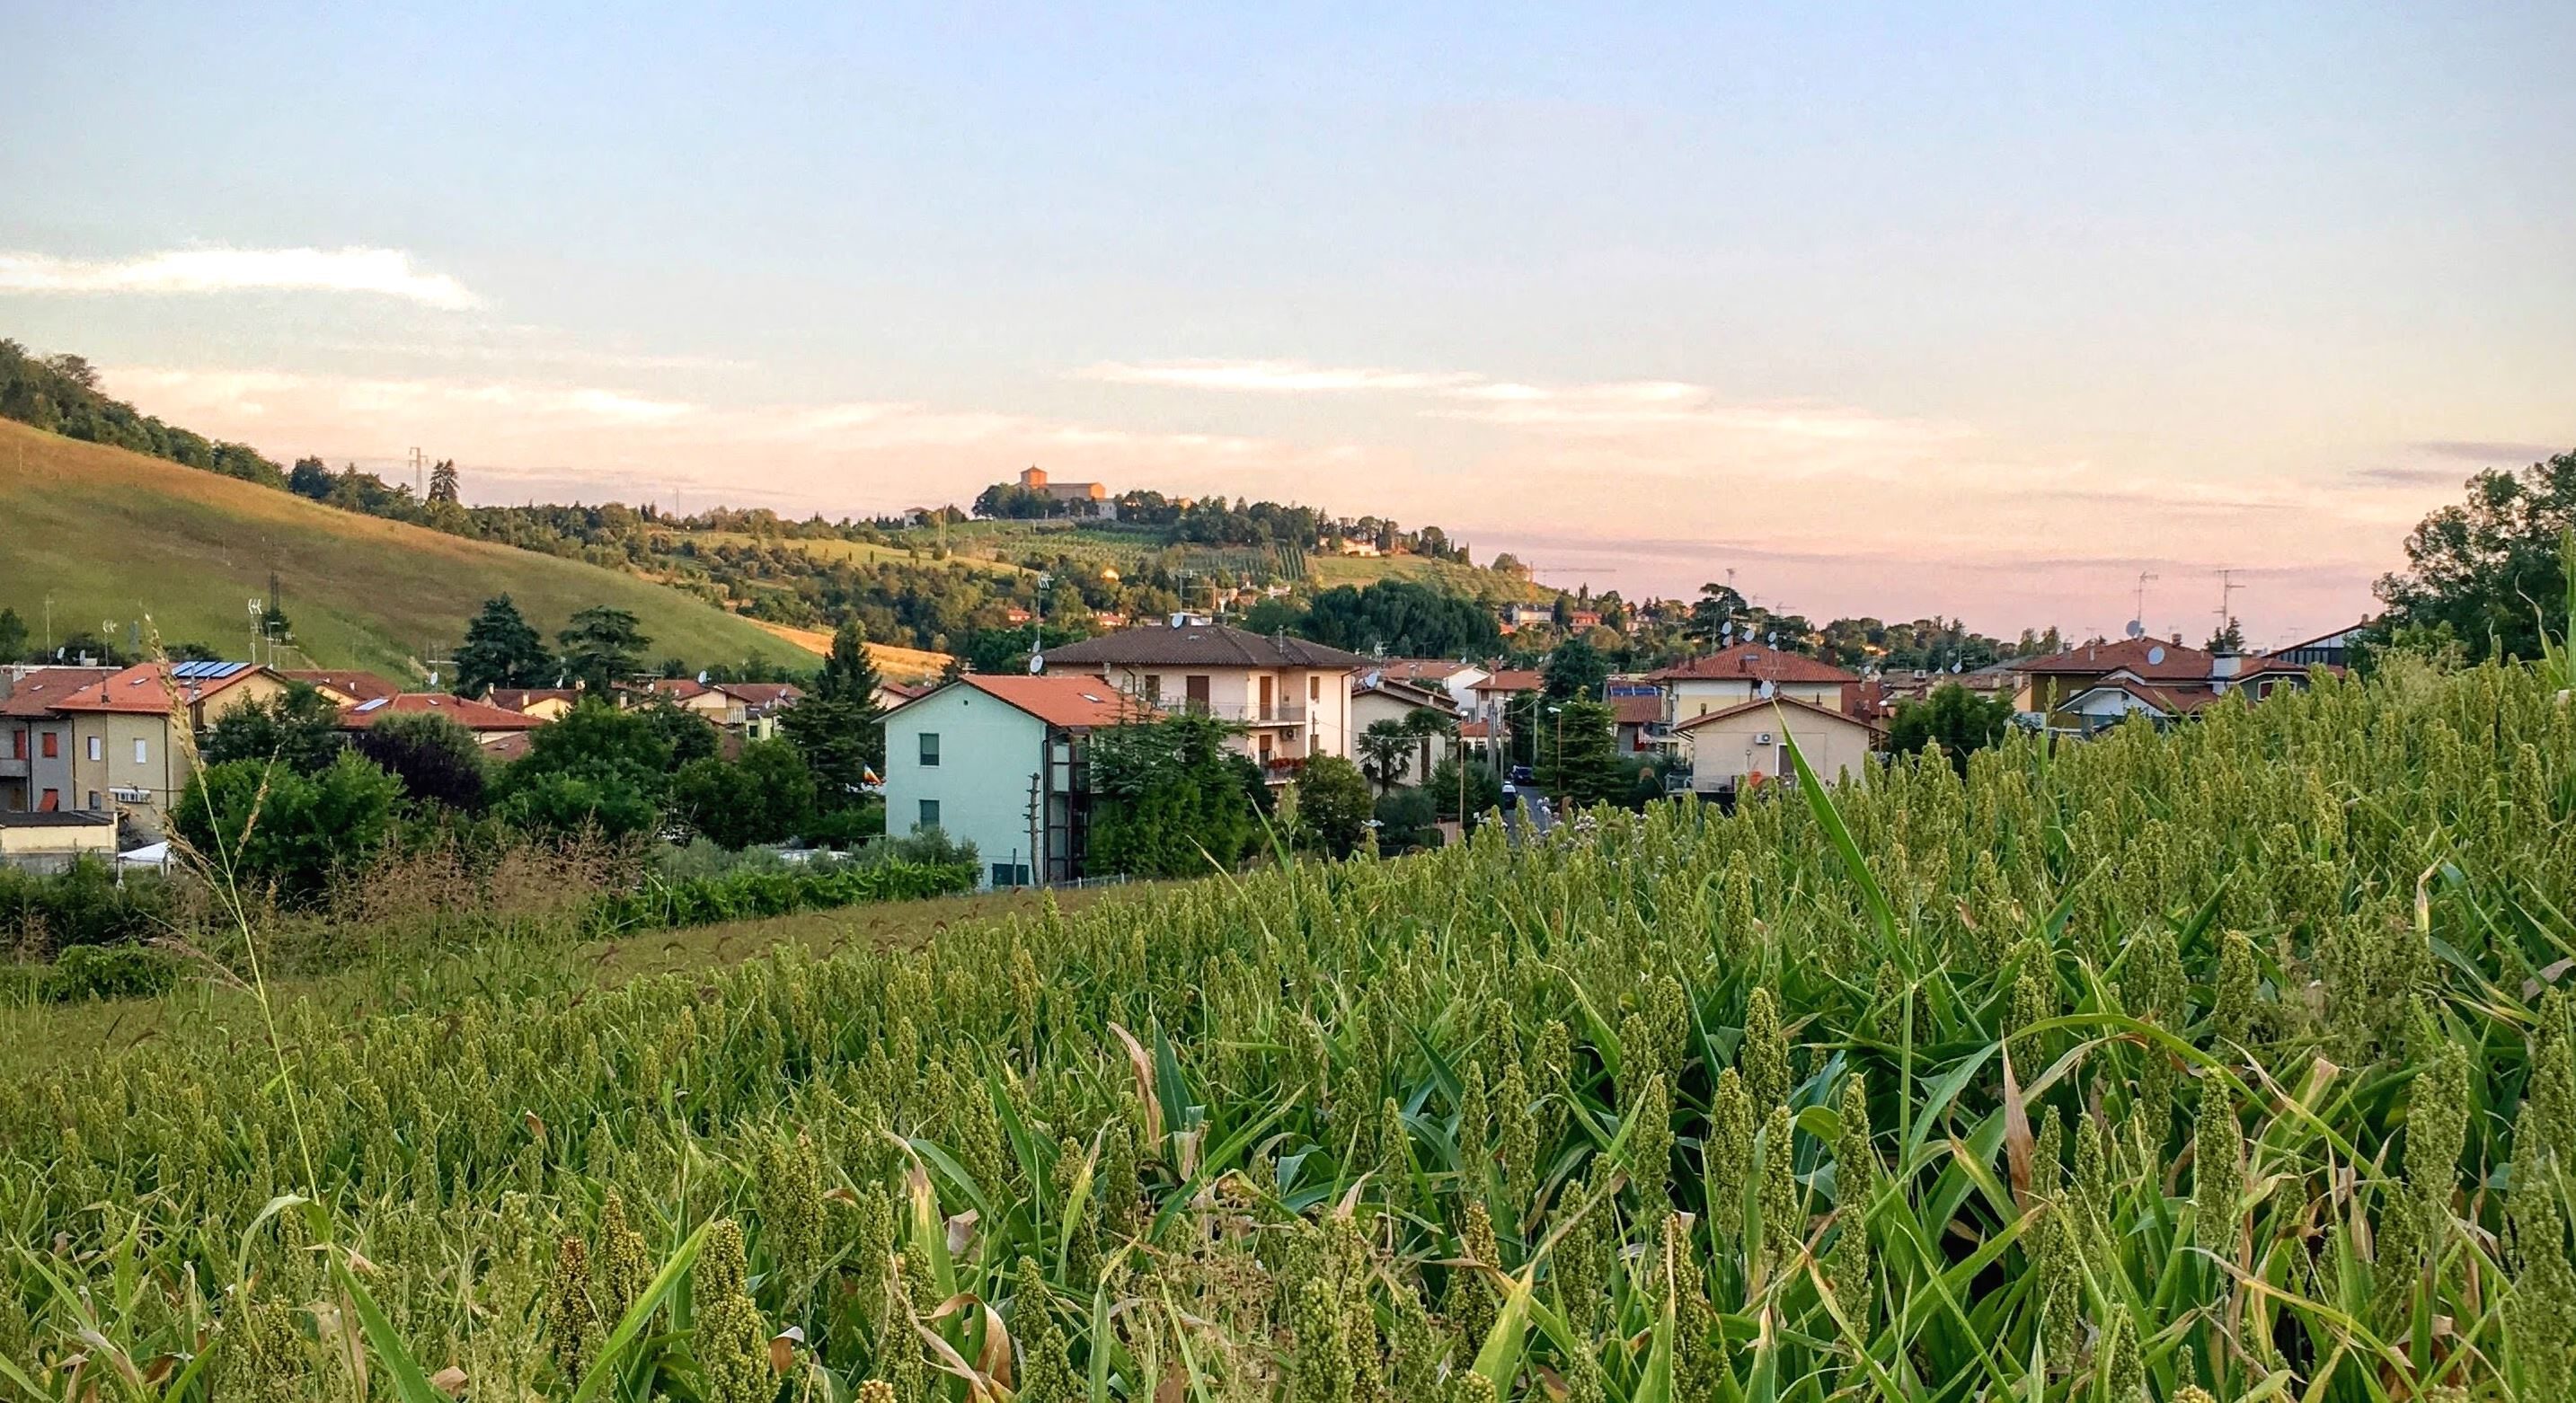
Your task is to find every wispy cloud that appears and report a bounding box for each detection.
[1076,358,1483,393]
[2408,439,2557,465]
[0,247,477,308]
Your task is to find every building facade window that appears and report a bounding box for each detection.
[8,730,22,760]
[919,732,941,766]
[134,737,149,764]
[917,799,941,830]
[87,791,102,811]
[40,789,59,811]
[41,733,58,759]
[86,736,102,762]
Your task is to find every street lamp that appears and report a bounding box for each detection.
[1546,703,1564,803]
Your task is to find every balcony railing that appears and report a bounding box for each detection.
[1159,700,1309,725]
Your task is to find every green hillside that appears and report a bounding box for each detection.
[0,418,819,679]
[879,516,1545,603]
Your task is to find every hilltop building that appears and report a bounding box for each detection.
[1019,466,1115,519]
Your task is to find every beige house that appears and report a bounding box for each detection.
[1674,695,1881,799]
[486,688,581,721]
[1350,674,1461,787]
[1039,623,1368,781]
[51,661,290,833]
[2,666,119,813]
[1650,644,1858,723]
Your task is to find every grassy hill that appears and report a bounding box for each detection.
[875,516,1546,603]
[0,419,819,679]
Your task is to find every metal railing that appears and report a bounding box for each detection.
[1158,700,1309,725]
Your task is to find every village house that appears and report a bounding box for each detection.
[1349,672,1462,786]
[337,693,547,750]
[714,682,804,737]
[279,669,403,705]
[2012,635,2328,732]
[1673,695,1883,800]
[484,687,581,720]
[1377,659,1493,711]
[0,810,118,873]
[1038,622,1368,781]
[881,673,1141,889]
[1649,644,1859,723]
[1,666,118,813]
[49,661,292,833]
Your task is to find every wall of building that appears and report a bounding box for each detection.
[0,819,118,872]
[883,687,1050,890]
[1668,677,1842,721]
[1089,664,1356,763]
[1684,710,1875,792]
[1349,690,1456,784]
[66,713,180,818]
[2,718,81,812]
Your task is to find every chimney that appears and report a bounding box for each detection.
[2171,631,2182,646]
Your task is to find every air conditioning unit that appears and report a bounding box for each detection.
[1755,731,1775,746]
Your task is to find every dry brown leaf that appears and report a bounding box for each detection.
[429,1364,468,1395]
[1108,1021,1164,1146]
[2000,1044,2034,1213]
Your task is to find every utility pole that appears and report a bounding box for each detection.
[409,446,425,497]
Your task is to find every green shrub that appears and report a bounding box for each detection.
[42,942,180,1002]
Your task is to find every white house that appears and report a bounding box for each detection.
[881,674,1139,889]
[1648,644,1858,724]
[1674,695,1882,799]
[1038,623,1368,782]
[1377,658,1492,711]
[1349,673,1462,788]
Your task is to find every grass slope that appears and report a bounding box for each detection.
[0,419,818,678]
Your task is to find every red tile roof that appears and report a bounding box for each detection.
[2018,636,2215,682]
[1470,669,1543,693]
[279,669,402,702]
[1648,645,1857,685]
[951,674,1146,730]
[52,663,272,714]
[486,687,581,712]
[1610,694,1665,726]
[1382,658,1482,684]
[1669,693,1887,737]
[714,682,803,708]
[0,667,119,718]
[643,678,713,701]
[338,693,547,731]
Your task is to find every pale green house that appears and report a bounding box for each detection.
[881,673,1142,889]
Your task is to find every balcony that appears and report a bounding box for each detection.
[1163,700,1309,727]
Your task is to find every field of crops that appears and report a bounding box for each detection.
[5,661,2574,1400]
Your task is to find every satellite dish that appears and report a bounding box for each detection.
[2147,645,2166,666]
[695,669,708,684]
[1951,660,1963,674]
[1757,679,1775,699]
[2124,619,2145,639]
[1027,654,1045,675]
[1766,631,1778,645]
[428,669,439,687]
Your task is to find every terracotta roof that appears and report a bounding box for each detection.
[1670,693,1887,737]
[1040,624,1369,671]
[2018,636,2215,681]
[279,669,402,702]
[1647,645,1858,685]
[714,682,803,708]
[339,693,547,731]
[479,730,536,761]
[943,674,1143,730]
[1470,669,1543,693]
[1611,694,1665,726]
[1457,719,1495,739]
[1352,675,1455,710]
[643,678,713,701]
[1382,658,1483,684]
[2060,677,2229,716]
[0,667,119,718]
[486,687,580,712]
[52,662,273,714]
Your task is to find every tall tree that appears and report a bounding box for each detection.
[1542,637,1610,702]
[199,683,345,774]
[779,620,887,810]
[2374,448,2576,663]
[1687,582,1748,647]
[427,458,461,504]
[557,606,649,694]
[350,711,489,809]
[0,607,25,663]
[1888,683,2013,777]
[456,595,553,695]
[2205,616,2246,654]
[1535,699,1627,807]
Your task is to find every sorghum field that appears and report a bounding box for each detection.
[6,662,2575,1401]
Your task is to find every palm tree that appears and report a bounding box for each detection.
[1357,718,1416,795]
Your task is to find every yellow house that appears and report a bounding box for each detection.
[485,688,581,721]
[1673,695,1882,799]
[51,661,290,834]
[0,811,119,872]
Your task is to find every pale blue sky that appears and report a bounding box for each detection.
[6,2,2572,640]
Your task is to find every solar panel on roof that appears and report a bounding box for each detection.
[356,698,388,712]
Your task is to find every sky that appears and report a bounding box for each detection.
[5,3,2572,647]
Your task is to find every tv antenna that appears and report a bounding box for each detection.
[2214,569,2242,631]
[2130,570,2157,637]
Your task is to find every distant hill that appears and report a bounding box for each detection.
[0,418,820,680]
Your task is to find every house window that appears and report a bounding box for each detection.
[919,732,941,767]
[8,730,22,760]
[86,736,102,762]
[1309,675,1320,702]
[1184,675,1210,711]
[916,799,941,831]
[41,732,58,759]
[1142,675,1162,704]
[134,737,149,764]
[87,791,102,811]
[39,789,59,811]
